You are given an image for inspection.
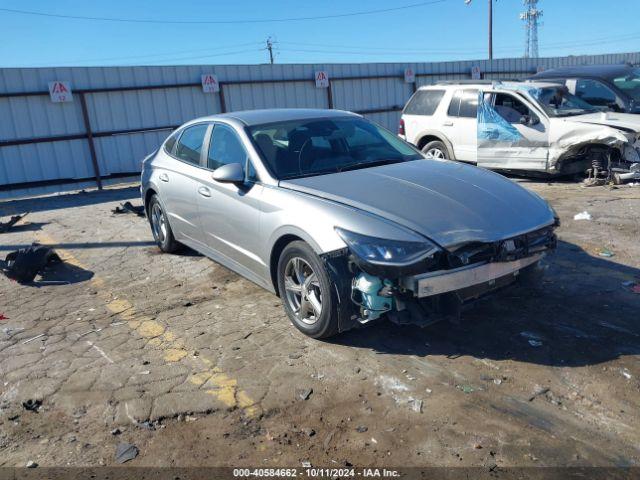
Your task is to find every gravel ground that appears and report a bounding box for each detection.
[0,180,639,470]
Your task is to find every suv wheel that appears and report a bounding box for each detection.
[422,140,449,160]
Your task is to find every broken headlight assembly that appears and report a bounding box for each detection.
[334,227,441,276]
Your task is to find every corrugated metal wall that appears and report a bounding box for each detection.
[1,51,639,200]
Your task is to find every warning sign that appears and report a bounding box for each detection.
[404,67,415,83]
[315,71,329,88]
[48,81,73,103]
[470,66,481,80]
[201,74,220,93]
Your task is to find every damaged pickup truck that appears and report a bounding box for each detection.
[401,81,640,183]
[141,109,557,338]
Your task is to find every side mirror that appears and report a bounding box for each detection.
[212,162,245,184]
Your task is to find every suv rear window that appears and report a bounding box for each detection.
[447,89,478,118]
[404,90,445,115]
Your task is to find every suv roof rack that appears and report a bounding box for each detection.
[433,80,496,85]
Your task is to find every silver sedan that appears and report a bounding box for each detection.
[141,109,557,338]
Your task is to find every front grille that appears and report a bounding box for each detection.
[445,226,556,269]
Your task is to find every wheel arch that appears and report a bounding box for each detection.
[269,234,304,296]
[416,131,456,159]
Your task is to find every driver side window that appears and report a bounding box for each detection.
[207,124,248,170]
[493,93,532,124]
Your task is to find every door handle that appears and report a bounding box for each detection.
[159,173,169,182]
[198,186,211,198]
[442,121,454,127]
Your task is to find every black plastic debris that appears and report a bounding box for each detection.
[22,399,42,412]
[112,201,145,217]
[0,212,28,234]
[115,443,139,464]
[2,243,61,283]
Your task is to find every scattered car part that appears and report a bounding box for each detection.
[1,243,61,283]
[0,212,29,233]
[115,443,139,464]
[112,201,145,217]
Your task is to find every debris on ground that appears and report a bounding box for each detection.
[111,428,122,435]
[0,314,7,320]
[409,398,423,413]
[22,399,42,412]
[597,248,615,258]
[573,211,592,221]
[528,386,550,402]
[0,212,29,234]
[115,443,139,464]
[112,201,145,217]
[297,388,313,401]
[456,385,475,394]
[355,425,368,433]
[301,427,316,437]
[26,460,38,468]
[1,243,61,283]
[22,333,46,344]
[621,369,632,380]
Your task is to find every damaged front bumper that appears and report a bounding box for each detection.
[400,253,543,298]
[327,225,556,331]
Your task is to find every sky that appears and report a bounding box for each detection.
[0,0,639,67]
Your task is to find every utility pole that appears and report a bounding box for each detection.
[266,37,274,64]
[464,0,493,61]
[487,0,492,60]
[520,0,542,58]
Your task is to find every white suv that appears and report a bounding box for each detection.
[399,81,640,177]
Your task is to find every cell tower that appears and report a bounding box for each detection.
[520,0,542,58]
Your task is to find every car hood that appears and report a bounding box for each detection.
[564,112,640,133]
[280,160,555,249]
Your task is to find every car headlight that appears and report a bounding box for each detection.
[335,227,441,266]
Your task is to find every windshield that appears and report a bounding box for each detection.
[613,69,640,101]
[530,86,599,117]
[248,117,422,180]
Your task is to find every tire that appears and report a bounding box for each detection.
[277,241,341,339]
[421,140,449,160]
[148,194,180,253]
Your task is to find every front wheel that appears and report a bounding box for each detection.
[277,241,341,339]
[148,194,180,253]
[422,140,449,160]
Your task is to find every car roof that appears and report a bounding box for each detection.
[196,108,359,126]
[417,81,562,91]
[531,64,636,80]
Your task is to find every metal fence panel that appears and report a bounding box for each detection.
[1,51,640,199]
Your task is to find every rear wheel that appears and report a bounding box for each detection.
[422,140,449,160]
[277,241,341,339]
[148,194,180,253]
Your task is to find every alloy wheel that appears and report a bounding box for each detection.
[283,257,323,325]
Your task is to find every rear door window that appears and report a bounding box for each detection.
[404,90,445,115]
[175,124,208,165]
[458,89,479,118]
[447,90,462,116]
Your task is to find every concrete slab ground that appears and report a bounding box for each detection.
[0,180,639,469]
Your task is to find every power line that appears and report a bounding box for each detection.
[26,42,264,66]
[0,1,448,25]
[279,31,640,56]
